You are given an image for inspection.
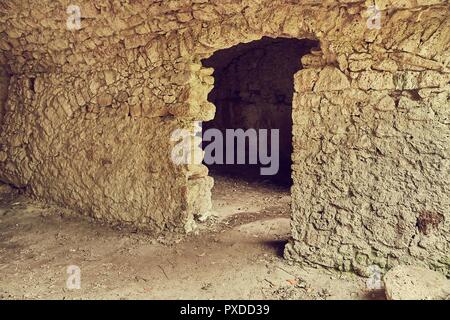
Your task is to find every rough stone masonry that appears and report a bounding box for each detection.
[0,0,448,277]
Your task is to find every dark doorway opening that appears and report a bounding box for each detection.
[202,37,319,187]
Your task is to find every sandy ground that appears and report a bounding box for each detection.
[0,175,385,300]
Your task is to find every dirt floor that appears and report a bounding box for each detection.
[0,174,385,300]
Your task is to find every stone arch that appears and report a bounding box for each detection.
[183,28,325,123]
[180,28,328,266]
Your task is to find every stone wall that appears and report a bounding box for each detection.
[0,68,9,125]
[286,66,450,276]
[283,2,450,276]
[0,1,448,274]
[0,45,10,130]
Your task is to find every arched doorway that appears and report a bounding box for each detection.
[200,37,319,230]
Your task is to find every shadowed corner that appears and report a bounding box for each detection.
[263,239,289,258]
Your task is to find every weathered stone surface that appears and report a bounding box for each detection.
[314,67,351,92]
[0,181,14,196]
[384,266,450,300]
[0,0,448,277]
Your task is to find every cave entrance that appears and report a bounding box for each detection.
[201,37,319,230]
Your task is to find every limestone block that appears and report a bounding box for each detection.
[295,69,319,92]
[357,71,395,90]
[97,93,113,107]
[314,67,350,92]
[384,266,450,300]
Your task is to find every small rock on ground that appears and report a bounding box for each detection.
[384,265,450,300]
